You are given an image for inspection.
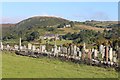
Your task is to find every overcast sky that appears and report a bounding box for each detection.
[1,2,118,23]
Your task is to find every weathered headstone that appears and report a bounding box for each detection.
[102,46,105,58]
[99,45,104,54]
[28,43,32,50]
[23,45,27,50]
[6,44,10,50]
[83,42,86,50]
[81,47,85,61]
[14,45,18,50]
[53,43,58,56]
[0,42,3,50]
[73,45,77,56]
[63,47,67,54]
[32,45,36,51]
[94,49,98,59]
[113,56,117,63]
[40,45,46,52]
[36,48,40,52]
[51,48,54,52]
[109,47,113,62]
[88,50,92,60]
[67,47,70,55]
[58,46,61,53]
[70,44,74,56]
[105,46,109,62]
[19,38,22,50]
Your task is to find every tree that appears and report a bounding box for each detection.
[26,31,39,41]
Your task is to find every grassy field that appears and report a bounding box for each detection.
[40,40,73,45]
[2,51,118,78]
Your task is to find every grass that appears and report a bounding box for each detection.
[40,40,73,45]
[2,51,118,78]
[58,27,80,33]
[74,24,104,31]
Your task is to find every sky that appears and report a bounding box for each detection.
[1,2,118,23]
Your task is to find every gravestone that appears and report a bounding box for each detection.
[63,47,67,54]
[73,45,77,56]
[32,45,36,51]
[58,46,61,53]
[70,45,74,56]
[82,47,85,61]
[28,43,32,50]
[40,45,46,52]
[94,49,98,59]
[14,45,18,50]
[109,47,113,62]
[102,46,105,58]
[113,56,117,63]
[83,42,86,50]
[53,43,58,56]
[19,38,22,50]
[23,45,27,50]
[99,45,104,54]
[6,44,10,50]
[105,46,109,62]
[0,42,3,50]
[51,48,54,52]
[67,47,70,55]
[88,50,92,60]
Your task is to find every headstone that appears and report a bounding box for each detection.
[0,42,3,50]
[23,45,27,50]
[82,47,85,60]
[6,44,10,50]
[88,50,92,60]
[53,43,58,56]
[109,47,113,62]
[51,48,54,52]
[32,45,36,51]
[70,45,74,56]
[14,45,18,50]
[113,56,117,62]
[63,47,67,54]
[19,38,22,50]
[102,46,105,58]
[105,46,109,62]
[83,42,86,50]
[99,45,104,54]
[73,45,77,56]
[58,46,61,52]
[94,49,98,59]
[36,48,40,52]
[40,45,46,52]
[67,47,70,55]
[28,43,32,50]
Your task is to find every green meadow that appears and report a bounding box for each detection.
[2,51,118,78]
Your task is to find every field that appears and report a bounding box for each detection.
[74,24,105,31]
[2,51,118,78]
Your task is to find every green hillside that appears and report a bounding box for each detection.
[2,51,118,78]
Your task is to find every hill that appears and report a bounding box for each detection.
[2,16,118,45]
[2,51,118,78]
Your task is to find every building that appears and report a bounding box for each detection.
[40,34,59,40]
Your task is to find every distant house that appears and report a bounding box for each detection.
[63,24,71,28]
[40,34,59,40]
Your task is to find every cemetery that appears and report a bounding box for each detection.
[1,38,120,71]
